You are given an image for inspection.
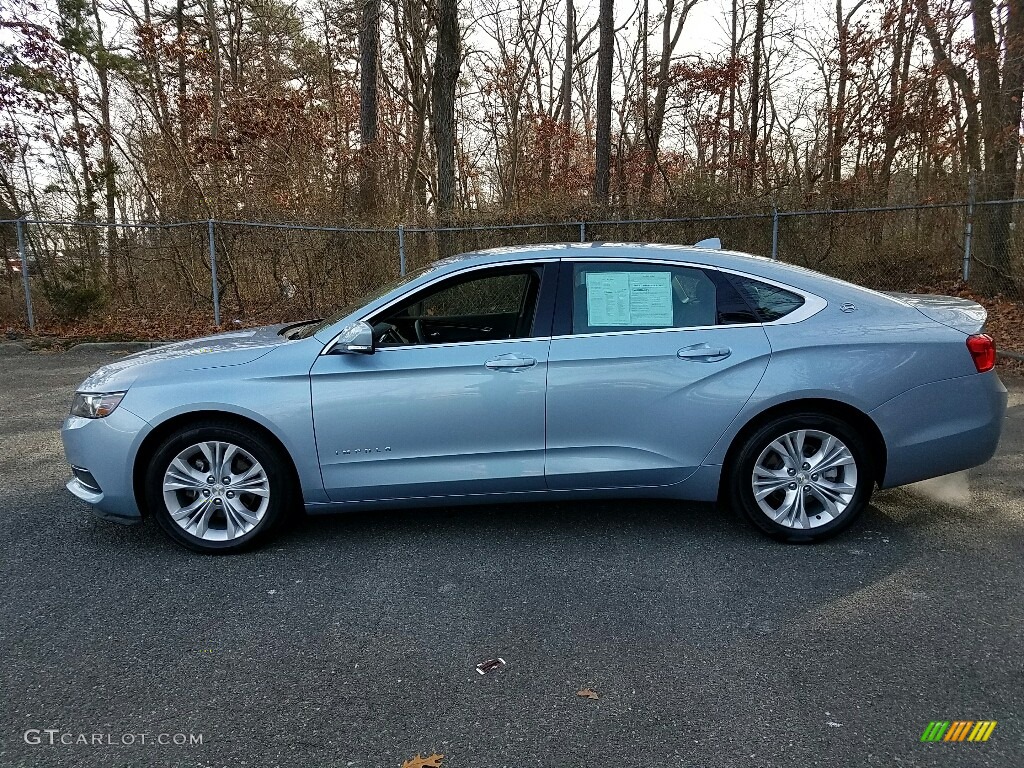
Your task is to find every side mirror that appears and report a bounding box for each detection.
[332,320,375,354]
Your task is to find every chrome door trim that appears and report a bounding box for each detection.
[550,324,760,341]
[374,337,551,353]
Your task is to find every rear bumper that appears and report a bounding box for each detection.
[61,407,150,520]
[871,371,1007,488]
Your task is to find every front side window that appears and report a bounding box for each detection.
[371,267,542,346]
[570,263,758,334]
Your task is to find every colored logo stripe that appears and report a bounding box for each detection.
[968,721,997,742]
[921,722,950,742]
[921,721,996,742]
[944,721,973,741]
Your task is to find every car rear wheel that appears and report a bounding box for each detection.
[728,413,874,542]
[145,421,294,553]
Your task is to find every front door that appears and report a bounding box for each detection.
[311,263,555,502]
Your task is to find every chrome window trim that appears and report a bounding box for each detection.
[321,258,558,354]
[561,256,827,336]
[321,254,826,353]
[373,337,548,353]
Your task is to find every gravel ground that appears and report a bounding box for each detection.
[1,345,1021,768]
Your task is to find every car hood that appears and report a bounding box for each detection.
[77,324,289,392]
[884,292,987,335]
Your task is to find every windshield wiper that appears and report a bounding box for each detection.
[279,319,322,339]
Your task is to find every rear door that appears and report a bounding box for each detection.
[545,259,773,490]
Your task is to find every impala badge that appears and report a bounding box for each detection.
[340,446,392,456]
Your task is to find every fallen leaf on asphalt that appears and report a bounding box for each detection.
[401,753,444,768]
[475,657,507,675]
[577,688,599,699]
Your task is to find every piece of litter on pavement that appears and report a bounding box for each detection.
[827,721,842,727]
[475,658,507,675]
[577,688,599,699]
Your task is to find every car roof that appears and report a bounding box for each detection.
[465,241,737,262]
[455,241,819,282]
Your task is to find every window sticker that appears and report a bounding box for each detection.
[585,271,673,327]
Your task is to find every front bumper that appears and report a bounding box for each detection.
[61,406,151,521]
[871,370,1008,488]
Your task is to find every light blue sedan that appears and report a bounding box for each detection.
[61,242,1007,552]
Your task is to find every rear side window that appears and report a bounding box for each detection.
[570,263,757,333]
[708,272,760,325]
[730,276,805,322]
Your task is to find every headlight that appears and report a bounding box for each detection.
[70,392,126,419]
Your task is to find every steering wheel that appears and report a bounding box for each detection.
[414,318,428,344]
[375,323,409,345]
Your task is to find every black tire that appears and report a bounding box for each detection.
[727,412,874,542]
[145,420,296,554]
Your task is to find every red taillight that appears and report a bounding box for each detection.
[966,333,996,373]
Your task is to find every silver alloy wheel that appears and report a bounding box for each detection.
[162,441,270,541]
[751,429,858,529]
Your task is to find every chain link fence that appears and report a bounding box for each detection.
[2,198,1022,334]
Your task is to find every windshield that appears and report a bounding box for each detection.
[291,262,439,339]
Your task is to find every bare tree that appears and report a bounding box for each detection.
[727,0,739,193]
[746,0,765,192]
[563,0,575,133]
[432,0,460,214]
[89,0,118,281]
[595,0,614,204]
[206,0,222,212]
[358,0,381,213]
[917,0,1024,289]
[878,0,918,195]
[640,0,701,200]
[828,0,868,195]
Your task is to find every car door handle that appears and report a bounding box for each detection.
[485,356,537,370]
[677,344,732,362]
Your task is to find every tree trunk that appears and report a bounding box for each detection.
[206,0,222,215]
[746,0,765,192]
[594,0,614,205]
[91,0,118,284]
[727,0,738,195]
[972,0,1024,291]
[176,0,188,153]
[396,0,433,217]
[562,0,574,172]
[640,0,692,200]
[830,0,848,192]
[879,0,915,196]
[432,0,460,224]
[358,0,380,215]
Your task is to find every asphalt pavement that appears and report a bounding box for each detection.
[1,344,1022,768]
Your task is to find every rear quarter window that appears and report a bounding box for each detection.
[731,277,805,322]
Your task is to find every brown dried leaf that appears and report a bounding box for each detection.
[401,753,444,768]
[577,688,599,700]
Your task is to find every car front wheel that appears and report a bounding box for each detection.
[145,421,294,553]
[728,413,874,542]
